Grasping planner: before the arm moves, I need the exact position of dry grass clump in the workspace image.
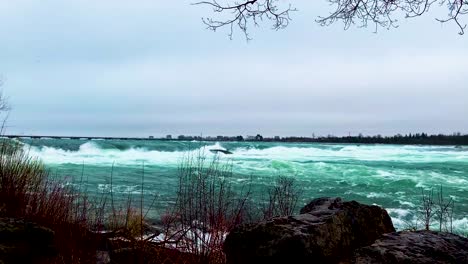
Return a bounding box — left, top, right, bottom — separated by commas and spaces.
106, 206, 144, 238
0, 140, 98, 263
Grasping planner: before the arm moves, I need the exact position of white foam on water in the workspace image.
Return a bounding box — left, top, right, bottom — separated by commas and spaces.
388, 210, 468, 234
24, 141, 226, 166
398, 201, 415, 207
452, 217, 468, 234
23, 140, 468, 167
387, 208, 410, 218
366, 192, 388, 198
375, 170, 394, 178
415, 182, 426, 188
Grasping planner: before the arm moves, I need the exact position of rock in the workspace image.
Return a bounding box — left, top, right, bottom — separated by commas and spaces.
107, 237, 133, 251
109, 246, 199, 264
223, 197, 395, 264
142, 222, 162, 237
91, 221, 162, 251
89, 230, 118, 251
96, 250, 111, 264
353, 230, 468, 264
0, 218, 56, 264
110, 248, 142, 264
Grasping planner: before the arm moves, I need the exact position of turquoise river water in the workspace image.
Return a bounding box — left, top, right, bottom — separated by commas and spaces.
19, 139, 468, 233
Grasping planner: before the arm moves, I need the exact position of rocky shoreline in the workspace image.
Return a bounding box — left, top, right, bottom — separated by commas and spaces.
1, 198, 467, 264
224, 197, 468, 264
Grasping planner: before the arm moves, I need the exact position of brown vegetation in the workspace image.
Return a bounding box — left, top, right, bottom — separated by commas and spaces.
0, 140, 98, 263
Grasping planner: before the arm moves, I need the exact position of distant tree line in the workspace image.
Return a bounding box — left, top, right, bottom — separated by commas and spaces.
174, 133, 468, 145
267, 133, 468, 146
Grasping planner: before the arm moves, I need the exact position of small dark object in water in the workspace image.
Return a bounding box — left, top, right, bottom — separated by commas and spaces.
455, 145, 462, 149
210, 149, 233, 154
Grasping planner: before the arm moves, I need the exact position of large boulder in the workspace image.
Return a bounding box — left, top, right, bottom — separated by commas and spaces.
223, 197, 395, 264
0, 218, 56, 264
353, 230, 468, 264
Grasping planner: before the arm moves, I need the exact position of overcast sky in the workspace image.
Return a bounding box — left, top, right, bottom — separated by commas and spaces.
0, 0, 467, 137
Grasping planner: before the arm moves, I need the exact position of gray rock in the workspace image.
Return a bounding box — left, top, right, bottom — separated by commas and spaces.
0, 218, 56, 264
223, 197, 395, 264
96, 250, 111, 264
142, 222, 162, 237
353, 230, 468, 264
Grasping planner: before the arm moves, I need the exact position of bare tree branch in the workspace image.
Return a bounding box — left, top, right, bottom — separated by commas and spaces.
193, 0, 296, 40
196, 0, 468, 38
318, 0, 468, 35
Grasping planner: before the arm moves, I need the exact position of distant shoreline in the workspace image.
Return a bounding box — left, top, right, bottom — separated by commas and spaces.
4, 133, 468, 146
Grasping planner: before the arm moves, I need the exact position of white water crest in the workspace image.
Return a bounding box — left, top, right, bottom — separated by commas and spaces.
24, 141, 227, 166
23, 141, 468, 165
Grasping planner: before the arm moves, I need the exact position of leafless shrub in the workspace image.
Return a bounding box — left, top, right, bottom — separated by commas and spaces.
162, 151, 251, 263
418, 185, 456, 233
435, 185, 455, 232
0, 91, 8, 113
0, 79, 10, 135
262, 175, 302, 220
0, 78, 7, 112
419, 187, 435, 231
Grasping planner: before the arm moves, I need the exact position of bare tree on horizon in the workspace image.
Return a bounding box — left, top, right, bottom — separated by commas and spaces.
0, 78, 9, 113
0, 78, 10, 135
195, 0, 468, 39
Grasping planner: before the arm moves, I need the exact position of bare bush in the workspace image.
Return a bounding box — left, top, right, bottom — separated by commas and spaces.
0, 91, 8, 113
262, 175, 302, 219
0, 78, 8, 112
418, 185, 455, 233
0, 80, 10, 135
435, 185, 455, 232
419, 187, 435, 231
162, 151, 250, 263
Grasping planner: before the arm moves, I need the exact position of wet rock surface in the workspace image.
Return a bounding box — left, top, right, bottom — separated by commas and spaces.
353, 230, 468, 264
0, 218, 56, 264
224, 197, 395, 264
